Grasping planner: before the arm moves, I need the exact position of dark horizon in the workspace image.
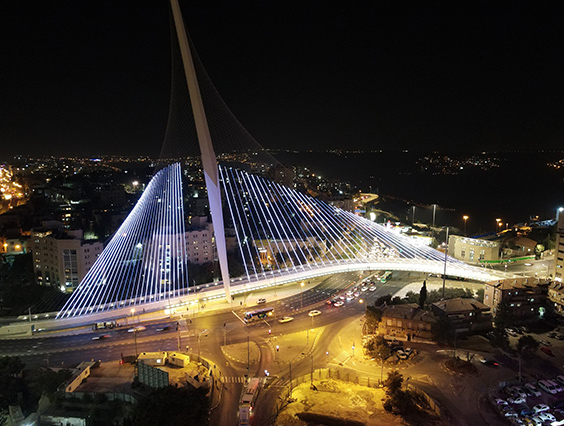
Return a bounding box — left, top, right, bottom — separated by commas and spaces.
1, 1, 563, 158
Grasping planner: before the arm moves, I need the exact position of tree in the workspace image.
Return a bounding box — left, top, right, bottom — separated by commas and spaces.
383, 371, 414, 414
517, 335, 539, 354
534, 244, 545, 260
375, 294, 392, 307
475, 288, 485, 303
491, 300, 512, 349
364, 305, 382, 334
383, 371, 403, 396
419, 280, 427, 308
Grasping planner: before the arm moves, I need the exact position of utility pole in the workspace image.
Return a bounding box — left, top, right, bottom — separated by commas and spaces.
289, 362, 293, 397
310, 355, 313, 385
223, 323, 226, 346
247, 335, 250, 377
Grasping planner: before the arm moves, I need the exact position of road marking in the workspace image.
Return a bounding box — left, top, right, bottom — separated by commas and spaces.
231, 310, 246, 324
220, 376, 246, 383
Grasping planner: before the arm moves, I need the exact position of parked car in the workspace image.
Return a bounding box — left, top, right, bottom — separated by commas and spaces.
525, 383, 542, 397
556, 375, 564, 386
512, 386, 528, 398
507, 397, 526, 405
533, 403, 550, 413
537, 412, 556, 422
404, 347, 413, 356
540, 346, 554, 356
396, 350, 408, 360
539, 340, 552, 346
494, 398, 509, 405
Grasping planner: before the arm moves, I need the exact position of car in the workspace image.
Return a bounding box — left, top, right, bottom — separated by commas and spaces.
527, 417, 543, 426
308, 310, 321, 317
503, 410, 519, 418
156, 326, 170, 332
404, 347, 413, 356
360, 286, 368, 292
257, 298, 267, 304
353, 292, 360, 297
480, 358, 499, 367
512, 386, 528, 398
92, 334, 110, 340
128, 326, 146, 333
533, 403, 550, 413
508, 397, 527, 405
278, 316, 294, 324
557, 334, 564, 340
556, 375, 564, 386
548, 331, 558, 338
539, 340, 552, 346
346, 295, 355, 301
549, 379, 564, 392
396, 350, 408, 360
333, 301, 344, 307
537, 412, 556, 422
494, 398, 508, 406
504, 387, 519, 397
525, 383, 542, 397
346, 290, 354, 296
540, 346, 554, 356
369, 286, 377, 291
520, 408, 535, 416
552, 400, 564, 410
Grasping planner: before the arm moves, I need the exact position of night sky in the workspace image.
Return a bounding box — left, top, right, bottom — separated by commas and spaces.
1, 1, 563, 158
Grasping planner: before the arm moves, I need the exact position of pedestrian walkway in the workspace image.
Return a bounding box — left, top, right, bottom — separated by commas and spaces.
220, 376, 247, 383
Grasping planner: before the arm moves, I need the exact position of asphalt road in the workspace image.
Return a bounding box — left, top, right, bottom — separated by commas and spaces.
0, 270, 421, 426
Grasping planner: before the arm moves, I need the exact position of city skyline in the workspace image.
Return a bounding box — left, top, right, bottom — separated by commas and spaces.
1, 1, 563, 157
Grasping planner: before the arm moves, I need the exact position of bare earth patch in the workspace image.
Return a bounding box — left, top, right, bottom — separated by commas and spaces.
275, 379, 407, 426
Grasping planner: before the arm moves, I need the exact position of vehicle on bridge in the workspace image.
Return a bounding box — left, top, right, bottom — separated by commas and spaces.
244, 307, 274, 323
380, 271, 393, 283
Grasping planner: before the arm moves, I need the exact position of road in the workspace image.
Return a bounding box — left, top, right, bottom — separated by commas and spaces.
0, 270, 427, 426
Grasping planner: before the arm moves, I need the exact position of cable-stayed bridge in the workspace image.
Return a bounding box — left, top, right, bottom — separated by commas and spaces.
56, 1, 511, 320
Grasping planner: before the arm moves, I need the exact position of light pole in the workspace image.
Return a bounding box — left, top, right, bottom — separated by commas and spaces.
442, 227, 449, 300
495, 218, 501, 234
462, 215, 469, 236
352, 342, 355, 357
133, 328, 138, 358
432, 204, 437, 228
130, 308, 135, 325
557, 207, 564, 222
300, 282, 305, 310
378, 352, 384, 384
412, 206, 416, 224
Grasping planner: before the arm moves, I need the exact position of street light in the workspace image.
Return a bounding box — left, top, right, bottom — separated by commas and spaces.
495, 218, 501, 234
462, 215, 469, 236
300, 282, 305, 310
432, 204, 437, 228
557, 207, 564, 222
130, 308, 135, 325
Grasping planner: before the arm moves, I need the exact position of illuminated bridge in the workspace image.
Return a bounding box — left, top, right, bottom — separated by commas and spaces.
56, 1, 510, 320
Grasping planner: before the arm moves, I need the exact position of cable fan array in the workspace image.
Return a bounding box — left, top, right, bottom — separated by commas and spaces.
220, 166, 473, 281
57, 164, 188, 318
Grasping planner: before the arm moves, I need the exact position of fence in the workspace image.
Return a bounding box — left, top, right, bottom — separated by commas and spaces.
63, 391, 137, 404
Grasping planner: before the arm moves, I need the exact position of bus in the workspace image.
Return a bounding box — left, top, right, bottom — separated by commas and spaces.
244, 307, 274, 324
241, 377, 261, 410
380, 271, 393, 283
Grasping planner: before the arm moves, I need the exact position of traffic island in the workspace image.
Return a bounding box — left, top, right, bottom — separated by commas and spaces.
221, 341, 260, 365
270, 327, 322, 363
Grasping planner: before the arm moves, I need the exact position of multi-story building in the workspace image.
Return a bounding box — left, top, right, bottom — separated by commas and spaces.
185, 216, 215, 265
554, 213, 564, 282
431, 298, 492, 333
483, 277, 550, 319
448, 235, 500, 264
0, 236, 27, 255
378, 303, 437, 341
548, 281, 564, 313
28, 228, 103, 293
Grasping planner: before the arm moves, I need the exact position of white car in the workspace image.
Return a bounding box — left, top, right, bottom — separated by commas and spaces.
257, 298, 267, 304
278, 316, 294, 323
511, 386, 528, 398
127, 326, 146, 333
507, 397, 526, 405
494, 398, 508, 405
537, 412, 556, 422
532, 403, 550, 413
308, 310, 322, 317
524, 383, 542, 397
333, 301, 344, 307
369, 286, 377, 291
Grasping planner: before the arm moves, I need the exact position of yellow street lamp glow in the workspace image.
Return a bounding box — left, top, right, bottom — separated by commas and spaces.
463, 215, 469, 221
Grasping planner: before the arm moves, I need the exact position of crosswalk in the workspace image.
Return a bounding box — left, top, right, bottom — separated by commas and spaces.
220, 376, 247, 383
